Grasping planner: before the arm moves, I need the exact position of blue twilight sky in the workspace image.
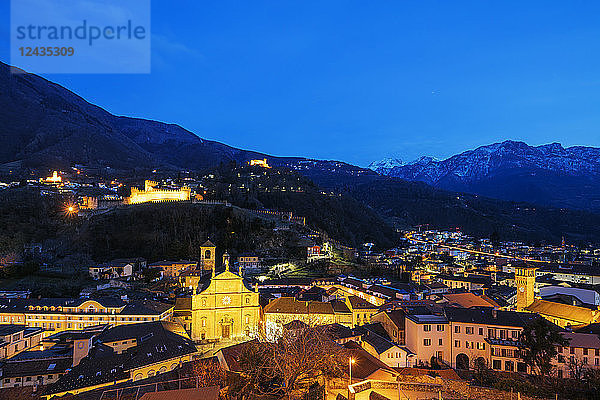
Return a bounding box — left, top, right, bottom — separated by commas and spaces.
2, 1, 600, 166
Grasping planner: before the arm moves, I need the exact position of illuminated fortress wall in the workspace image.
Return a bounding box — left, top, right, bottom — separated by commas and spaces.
126, 180, 191, 205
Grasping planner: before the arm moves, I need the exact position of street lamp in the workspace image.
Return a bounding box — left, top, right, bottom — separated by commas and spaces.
349, 357, 355, 386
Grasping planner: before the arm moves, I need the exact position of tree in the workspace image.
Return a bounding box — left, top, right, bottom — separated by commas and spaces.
192, 358, 226, 387
237, 325, 349, 398
518, 317, 569, 376
567, 357, 586, 380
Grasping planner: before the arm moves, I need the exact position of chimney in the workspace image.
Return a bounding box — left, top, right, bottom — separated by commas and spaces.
491, 309, 497, 319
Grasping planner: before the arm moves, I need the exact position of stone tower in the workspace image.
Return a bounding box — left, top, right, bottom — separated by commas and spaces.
515, 265, 536, 311
200, 240, 216, 275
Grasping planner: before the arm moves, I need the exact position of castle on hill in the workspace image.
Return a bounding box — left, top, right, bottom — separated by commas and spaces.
126, 180, 191, 205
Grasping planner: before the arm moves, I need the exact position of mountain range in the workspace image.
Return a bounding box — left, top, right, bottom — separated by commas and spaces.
4, 61, 600, 244
371, 141, 600, 212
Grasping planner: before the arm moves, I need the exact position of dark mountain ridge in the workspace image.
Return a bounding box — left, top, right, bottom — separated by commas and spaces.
4, 62, 600, 244
1, 62, 371, 177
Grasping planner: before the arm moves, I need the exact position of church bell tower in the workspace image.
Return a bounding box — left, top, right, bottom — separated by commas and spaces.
515, 265, 536, 311
200, 240, 216, 275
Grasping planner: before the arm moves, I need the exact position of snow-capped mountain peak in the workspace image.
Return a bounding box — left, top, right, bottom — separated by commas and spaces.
369, 157, 403, 174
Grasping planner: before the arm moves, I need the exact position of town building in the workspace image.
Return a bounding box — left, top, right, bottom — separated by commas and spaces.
88, 258, 145, 280
148, 260, 197, 278
42, 321, 197, 398
237, 253, 261, 274
438, 274, 490, 292
263, 297, 352, 329
0, 325, 43, 360
0, 298, 173, 337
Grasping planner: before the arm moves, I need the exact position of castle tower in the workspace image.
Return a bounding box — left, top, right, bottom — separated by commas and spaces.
200, 240, 216, 275
515, 265, 537, 311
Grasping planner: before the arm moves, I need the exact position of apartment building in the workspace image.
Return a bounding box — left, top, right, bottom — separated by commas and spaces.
0, 298, 173, 337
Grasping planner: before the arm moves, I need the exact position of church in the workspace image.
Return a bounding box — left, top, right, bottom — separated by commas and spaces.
174, 241, 261, 343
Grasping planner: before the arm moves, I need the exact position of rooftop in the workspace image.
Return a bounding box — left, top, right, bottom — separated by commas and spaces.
445, 307, 536, 327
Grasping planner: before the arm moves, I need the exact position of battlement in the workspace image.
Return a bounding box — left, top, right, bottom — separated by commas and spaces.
126, 180, 191, 205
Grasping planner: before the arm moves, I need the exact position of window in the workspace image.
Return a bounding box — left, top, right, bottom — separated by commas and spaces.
492, 360, 501, 370
424, 339, 431, 346
596, 358, 599, 366
511, 330, 519, 339
466, 327, 474, 334
454, 326, 460, 333
584, 357, 588, 365
438, 338, 443, 346
584, 348, 589, 356
570, 347, 575, 354
454, 340, 460, 348
424, 325, 431, 332
596, 349, 599, 357
488, 329, 495, 338
558, 346, 563, 353
437, 325, 444, 331
505, 360, 514, 371
4, 379, 9, 383
479, 327, 484, 335
558, 355, 565, 363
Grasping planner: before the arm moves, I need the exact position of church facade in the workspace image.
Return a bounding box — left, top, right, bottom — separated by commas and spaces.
175, 241, 261, 343
189, 270, 261, 341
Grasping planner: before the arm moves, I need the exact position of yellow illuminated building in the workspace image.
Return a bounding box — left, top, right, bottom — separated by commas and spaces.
249, 158, 271, 168
175, 243, 261, 343
126, 180, 191, 204
0, 299, 173, 338
42, 171, 62, 184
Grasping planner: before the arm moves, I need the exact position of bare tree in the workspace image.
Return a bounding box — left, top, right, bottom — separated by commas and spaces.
567, 357, 587, 381
237, 324, 349, 399
192, 358, 227, 387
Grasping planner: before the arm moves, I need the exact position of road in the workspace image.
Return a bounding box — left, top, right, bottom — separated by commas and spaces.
406, 233, 551, 264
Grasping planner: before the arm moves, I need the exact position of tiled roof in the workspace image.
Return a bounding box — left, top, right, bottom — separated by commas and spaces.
120, 300, 173, 315
321, 323, 357, 341
139, 387, 219, 400
347, 296, 378, 310
438, 274, 491, 285
359, 328, 397, 354
562, 332, 600, 349
442, 293, 499, 309
0, 325, 28, 336
384, 310, 406, 329
343, 341, 397, 380
217, 340, 258, 372
526, 299, 598, 324
445, 307, 536, 327
45, 321, 196, 395
263, 297, 335, 315
2, 345, 73, 378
